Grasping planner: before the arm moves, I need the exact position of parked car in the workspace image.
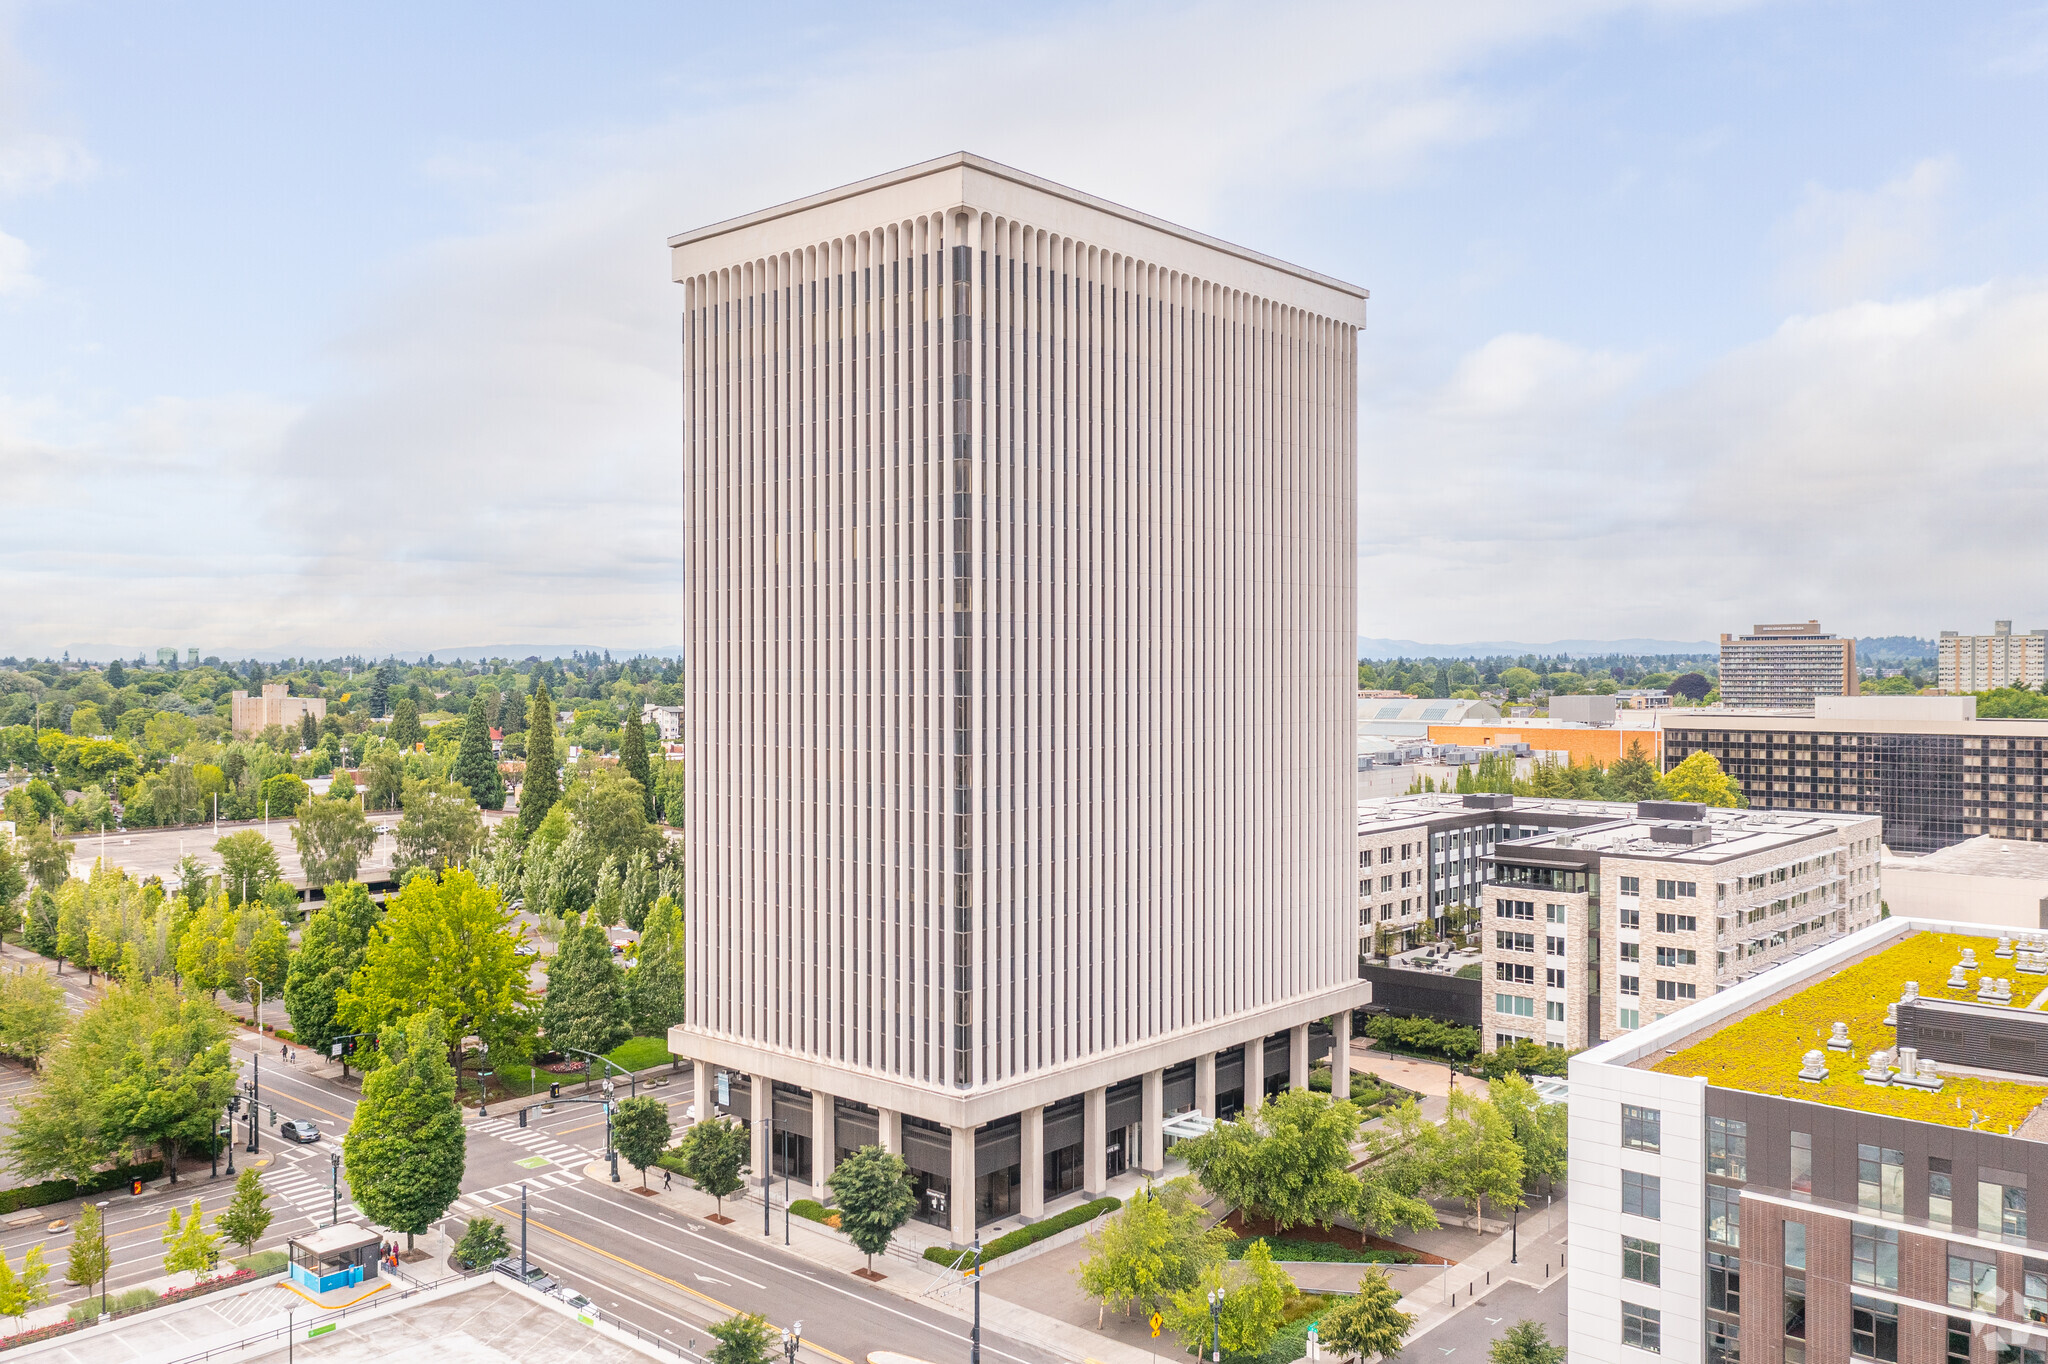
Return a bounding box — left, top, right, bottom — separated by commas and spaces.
494, 1258, 557, 1294
514, 943, 539, 958
550, 1284, 593, 1313
279, 1118, 321, 1143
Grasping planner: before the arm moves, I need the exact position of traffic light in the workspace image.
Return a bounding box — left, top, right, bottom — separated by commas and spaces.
268, 1106, 277, 1127
228, 1096, 241, 1116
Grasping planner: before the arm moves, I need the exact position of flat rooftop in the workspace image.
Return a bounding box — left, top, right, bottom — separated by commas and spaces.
1498, 807, 1873, 868
1646, 928, 2048, 1131
1888, 835, 2048, 880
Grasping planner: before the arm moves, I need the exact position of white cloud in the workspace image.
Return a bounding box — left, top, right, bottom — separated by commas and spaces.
0, 228, 30, 293
0, 131, 93, 196
1359, 279, 2048, 642
1779, 156, 1956, 308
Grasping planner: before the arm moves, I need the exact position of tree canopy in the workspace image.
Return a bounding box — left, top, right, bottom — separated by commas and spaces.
284, 881, 380, 1059
1077, 1177, 1230, 1324
1660, 750, 1745, 807
338, 868, 534, 1073
541, 914, 628, 1060
344, 1008, 465, 1249
611, 1095, 672, 1189
1174, 1089, 1364, 1231
292, 795, 375, 888
827, 1145, 917, 1272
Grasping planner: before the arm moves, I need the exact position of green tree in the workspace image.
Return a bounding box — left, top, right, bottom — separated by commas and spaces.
1606, 739, 1663, 801
292, 794, 376, 888
64, 1203, 109, 1312
612, 1095, 672, 1189
453, 1217, 511, 1270
542, 915, 628, 1061
1162, 1239, 1292, 1360
620, 709, 655, 821
214, 1168, 273, 1253
451, 698, 506, 810
338, 868, 534, 1075
359, 748, 404, 811
677, 1116, 750, 1218
54, 885, 88, 975
21, 888, 58, 958
569, 766, 659, 867
1318, 1266, 1415, 1363
627, 895, 687, 1035
1174, 1088, 1364, 1231
826, 1144, 917, 1274
22, 825, 70, 893
0, 970, 67, 1068
1489, 1074, 1567, 1192
1668, 671, 1712, 702
214, 831, 281, 906
300, 711, 319, 752
517, 683, 561, 837
1435, 1090, 1524, 1230
175, 893, 235, 1001
1660, 749, 1744, 807
0, 1244, 51, 1318
1351, 1100, 1443, 1238
344, 1009, 466, 1250
259, 772, 310, 818
163, 1197, 219, 1274
284, 882, 380, 1059
92, 980, 239, 1183
1490, 1320, 1567, 1364
391, 777, 484, 877
707, 1312, 775, 1364
0, 837, 27, 931
1077, 1177, 1230, 1325
389, 697, 422, 750
244, 911, 291, 1004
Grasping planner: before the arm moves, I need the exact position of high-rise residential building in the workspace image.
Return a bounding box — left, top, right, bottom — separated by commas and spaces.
1569, 917, 2048, 1364
1940, 623, 2047, 694
1353, 792, 1881, 1051
666, 154, 1368, 1244
1719, 622, 1859, 707
1660, 697, 2048, 852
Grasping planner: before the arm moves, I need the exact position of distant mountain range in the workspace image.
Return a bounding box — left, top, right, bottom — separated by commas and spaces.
1358, 637, 1720, 660
56, 644, 689, 664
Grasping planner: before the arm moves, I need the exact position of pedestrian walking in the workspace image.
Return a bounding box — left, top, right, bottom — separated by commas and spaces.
662, 1168, 672, 1192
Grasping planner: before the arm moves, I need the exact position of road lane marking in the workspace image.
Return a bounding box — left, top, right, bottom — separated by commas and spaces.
531, 1185, 1044, 1364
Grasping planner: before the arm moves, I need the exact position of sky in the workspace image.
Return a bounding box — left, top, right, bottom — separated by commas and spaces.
2, 1, 2047, 657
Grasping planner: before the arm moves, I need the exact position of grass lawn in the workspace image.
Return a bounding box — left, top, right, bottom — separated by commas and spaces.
1653, 929, 2048, 1130
467, 1035, 680, 1102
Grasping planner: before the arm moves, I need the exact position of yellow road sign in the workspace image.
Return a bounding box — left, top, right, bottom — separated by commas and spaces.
1149, 1312, 1163, 1338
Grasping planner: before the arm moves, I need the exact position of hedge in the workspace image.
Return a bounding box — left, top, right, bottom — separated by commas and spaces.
0, 1160, 165, 1215
1225, 1237, 1417, 1264
923, 1196, 1121, 1268
1363, 1014, 1479, 1063
0, 1319, 81, 1352
790, 1199, 838, 1228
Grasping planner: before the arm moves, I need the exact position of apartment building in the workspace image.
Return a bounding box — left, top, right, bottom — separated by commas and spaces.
1720, 622, 1859, 708
1940, 623, 2047, 694
669, 154, 1368, 1245
1482, 800, 1881, 1054
229, 683, 326, 738
1660, 696, 2048, 853
1570, 917, 2048, 1364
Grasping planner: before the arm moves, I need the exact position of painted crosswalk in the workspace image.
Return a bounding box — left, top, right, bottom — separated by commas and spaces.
261, 1148, 360, 1225
471, 1116, 602, 1169
452, 1172, 584, 1212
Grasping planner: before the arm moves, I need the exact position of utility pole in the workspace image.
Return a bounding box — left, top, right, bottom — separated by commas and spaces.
972, 1236, 983, 1364
330, 1151, 341, 1226
520, 1183, 529, 1282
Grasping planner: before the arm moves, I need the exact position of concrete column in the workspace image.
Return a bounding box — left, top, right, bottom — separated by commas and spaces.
1195, 1052, 1217, 1119
1020, 1105, 1046, 1220
1290, 1023, 1311, 1091
750, 1076, 772, 1189
693, 1059, 712, 1127
811, 1090, 836, 1201
1331, 1010, 1353, 1103
1141, 1069, 1165, 1175
1083, 1086, 1108, 1196
877, 1107, 901, 1155
1242, 1038, 1264, 1117
949, 1124, 977, 1246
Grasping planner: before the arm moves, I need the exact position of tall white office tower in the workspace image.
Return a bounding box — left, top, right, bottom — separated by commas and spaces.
669, 154, 1367, 1245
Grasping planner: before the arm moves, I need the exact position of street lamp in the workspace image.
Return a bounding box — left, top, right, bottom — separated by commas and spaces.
1208, 1286, 1226, 1364
477, 1070, 494, 1118
781, 1321, 803, 1364
245, 976, 264, 1037
330, 1151, 342, 1227
971, 1237, 983, 1364
1511, 1200, 1519, 1264
95, 1201, 110, 1319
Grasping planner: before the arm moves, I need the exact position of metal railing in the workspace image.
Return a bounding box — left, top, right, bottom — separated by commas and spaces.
585, 1301, 706, 1362
158, 1269, 469, 1364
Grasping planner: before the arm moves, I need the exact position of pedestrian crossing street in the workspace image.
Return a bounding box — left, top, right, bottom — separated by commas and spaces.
262, 1146, 359, 1224
471, 1115, 602, 1169
453, 1170, 584, 1214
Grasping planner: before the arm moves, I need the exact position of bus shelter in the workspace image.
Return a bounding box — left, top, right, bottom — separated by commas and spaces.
287, 1223, 383, 1294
